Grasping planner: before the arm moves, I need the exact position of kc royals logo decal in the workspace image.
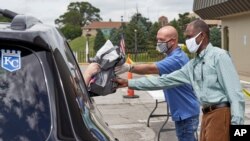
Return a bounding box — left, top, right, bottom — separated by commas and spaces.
1, 49, 21, 72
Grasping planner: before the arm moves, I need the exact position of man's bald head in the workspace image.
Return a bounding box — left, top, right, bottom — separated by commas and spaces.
157, 26, 178, 41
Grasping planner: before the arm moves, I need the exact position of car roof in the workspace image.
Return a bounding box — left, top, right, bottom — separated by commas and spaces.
0, 14, 66, 51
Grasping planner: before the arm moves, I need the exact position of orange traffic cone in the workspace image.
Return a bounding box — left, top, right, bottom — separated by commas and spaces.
123, 55, 139, 98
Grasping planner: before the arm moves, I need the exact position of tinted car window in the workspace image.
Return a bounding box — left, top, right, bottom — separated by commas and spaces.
54, 48, 99, 141
0, 46, 51, 141
61, 43, 111, 141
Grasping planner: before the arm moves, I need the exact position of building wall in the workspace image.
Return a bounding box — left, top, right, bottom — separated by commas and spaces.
82, 28, 113, 37
82, 29, 97, 37
221, 12, 250, 76
100, 28, 112, 37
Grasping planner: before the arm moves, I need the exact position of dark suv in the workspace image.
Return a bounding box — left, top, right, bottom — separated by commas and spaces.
0, 9, 117, 141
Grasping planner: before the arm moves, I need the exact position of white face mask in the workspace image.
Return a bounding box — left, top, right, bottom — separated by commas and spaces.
185, 32, 203, 53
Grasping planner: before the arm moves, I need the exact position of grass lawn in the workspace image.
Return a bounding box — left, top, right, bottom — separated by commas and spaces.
69, 36, 95, 52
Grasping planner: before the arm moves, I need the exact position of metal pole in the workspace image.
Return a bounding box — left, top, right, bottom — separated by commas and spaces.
86, 29, 91, 63
134, 29, 137, 62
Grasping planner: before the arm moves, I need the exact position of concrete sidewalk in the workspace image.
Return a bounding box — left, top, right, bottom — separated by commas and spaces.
93, 87, 170, 141
92, 73, 250, 141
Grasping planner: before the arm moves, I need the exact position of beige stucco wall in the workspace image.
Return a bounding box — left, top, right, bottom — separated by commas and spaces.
221, 12, 250, 77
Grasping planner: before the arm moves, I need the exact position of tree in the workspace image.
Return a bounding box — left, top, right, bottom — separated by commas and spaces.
210, 27, 221, 47
55, 1, 102, 27
109, 28, 121, 46
170, 12, 196, 43
130, 13, 152, 31
148, 22, 160, 49
109, 21, 127, 47
110, 12, 152, 52
124, 13, 150, 51
55, 2, 102, 39
178, 12, 193, 31
170, 18, 182, 42
60, 24, 82, 40
94, 29, 106, 52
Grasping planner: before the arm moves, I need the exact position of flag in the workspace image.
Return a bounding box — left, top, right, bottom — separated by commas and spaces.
120, 34, 126, 54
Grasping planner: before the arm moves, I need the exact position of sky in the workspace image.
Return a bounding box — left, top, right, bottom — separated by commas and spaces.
0, 0, 194, 26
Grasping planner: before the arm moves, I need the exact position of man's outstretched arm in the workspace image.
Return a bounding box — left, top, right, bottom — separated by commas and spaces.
115, 63, 191, 91
83, 63, 101, 85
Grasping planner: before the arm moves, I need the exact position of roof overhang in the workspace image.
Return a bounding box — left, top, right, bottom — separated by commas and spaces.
193, 0, 250, 19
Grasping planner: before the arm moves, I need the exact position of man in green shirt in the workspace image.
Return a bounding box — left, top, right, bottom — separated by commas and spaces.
115, 19, 245, 141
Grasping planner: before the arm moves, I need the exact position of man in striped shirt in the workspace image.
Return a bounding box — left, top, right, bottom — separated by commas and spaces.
115, 19, 245, 141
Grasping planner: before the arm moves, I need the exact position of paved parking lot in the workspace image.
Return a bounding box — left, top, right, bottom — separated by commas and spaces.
94, 86, 250, 141
81, 64, 250, 141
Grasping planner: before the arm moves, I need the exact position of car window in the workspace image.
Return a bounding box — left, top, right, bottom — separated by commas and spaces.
0, 46, 51, 141
54, 44, 99, 140
63, 42, 92, 106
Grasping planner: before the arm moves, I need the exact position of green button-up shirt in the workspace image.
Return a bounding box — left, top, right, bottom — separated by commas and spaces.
129, 43, 245, 124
